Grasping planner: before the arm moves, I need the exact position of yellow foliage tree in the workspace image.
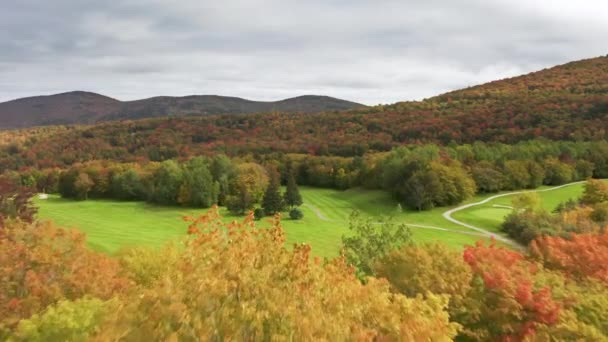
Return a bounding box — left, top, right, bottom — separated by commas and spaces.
373, 243, 473, 318
100, 208, 459, 340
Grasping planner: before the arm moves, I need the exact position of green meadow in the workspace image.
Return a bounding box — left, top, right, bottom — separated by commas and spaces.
35, 187, 488, 257
36, 181, 597, 257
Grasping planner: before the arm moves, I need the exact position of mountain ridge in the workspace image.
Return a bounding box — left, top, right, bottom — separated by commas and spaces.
0, 92, 366, 129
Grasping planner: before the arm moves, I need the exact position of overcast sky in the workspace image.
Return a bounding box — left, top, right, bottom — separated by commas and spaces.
1, 0, 607, 105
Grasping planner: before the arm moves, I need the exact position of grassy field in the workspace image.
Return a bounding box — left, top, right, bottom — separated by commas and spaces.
35, 187, 489, 258
36, 181, 600, 257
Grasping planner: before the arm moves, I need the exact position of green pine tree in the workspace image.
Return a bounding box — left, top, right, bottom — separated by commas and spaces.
283, 173, 303, 208
262, 174, 284, 215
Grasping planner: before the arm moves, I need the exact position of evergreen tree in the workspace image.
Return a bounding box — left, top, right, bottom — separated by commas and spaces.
262, 172, 284, 215
283, 173, 302, 208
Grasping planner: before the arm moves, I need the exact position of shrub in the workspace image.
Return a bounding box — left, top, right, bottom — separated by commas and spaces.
254, 208, 265, 220
501, 210, 557, 245
289, 207, 304, 220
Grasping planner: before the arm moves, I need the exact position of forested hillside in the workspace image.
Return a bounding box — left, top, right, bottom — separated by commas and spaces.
1, 56, 606, 167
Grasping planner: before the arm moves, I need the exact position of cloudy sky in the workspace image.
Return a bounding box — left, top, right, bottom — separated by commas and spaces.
1, 0, 607, 105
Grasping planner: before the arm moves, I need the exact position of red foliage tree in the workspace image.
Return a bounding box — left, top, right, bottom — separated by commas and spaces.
530, 232, 608, 285
462, 241, 561, 341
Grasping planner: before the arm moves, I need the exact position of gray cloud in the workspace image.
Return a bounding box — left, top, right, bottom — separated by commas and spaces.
1, 0, 607, 105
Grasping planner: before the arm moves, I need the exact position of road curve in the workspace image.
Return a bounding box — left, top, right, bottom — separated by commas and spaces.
304, 203, 489, 237
442, 181, 586, 249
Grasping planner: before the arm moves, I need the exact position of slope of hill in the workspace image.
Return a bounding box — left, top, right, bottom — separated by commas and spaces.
1, 56, 607, 169
376, 55, 608, 143
0, 93, 365, 129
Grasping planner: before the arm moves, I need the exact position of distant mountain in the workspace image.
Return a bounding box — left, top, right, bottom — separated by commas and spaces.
0, 92, 365, 129
0, 92, 122, 129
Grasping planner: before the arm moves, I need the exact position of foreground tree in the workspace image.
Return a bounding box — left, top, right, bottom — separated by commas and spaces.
12, 297, 114, 341
373, 243, 472, 319
430, 161, 476, 206
0, 221, 130, 337
461, 241, 561, 340
543, 158, 574, 185
341, 211, 412, 277
97, 208, 458, 340
58, 168, 79, 199
289, 207, 304, 220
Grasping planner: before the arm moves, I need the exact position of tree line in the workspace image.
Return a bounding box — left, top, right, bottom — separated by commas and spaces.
33, 156, 302, 218
5, 139, 608, 212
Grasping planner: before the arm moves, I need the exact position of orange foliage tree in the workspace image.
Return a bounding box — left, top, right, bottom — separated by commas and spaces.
0, 221, 130, 336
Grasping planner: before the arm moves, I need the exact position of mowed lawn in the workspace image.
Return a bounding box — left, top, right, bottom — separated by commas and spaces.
451, 181, 604, 233
35, 187, 490, 258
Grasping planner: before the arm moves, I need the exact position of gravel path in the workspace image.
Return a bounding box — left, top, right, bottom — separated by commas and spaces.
442, 181, 586, 249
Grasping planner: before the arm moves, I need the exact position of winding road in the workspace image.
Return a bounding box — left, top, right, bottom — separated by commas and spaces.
442, 181, 586, 249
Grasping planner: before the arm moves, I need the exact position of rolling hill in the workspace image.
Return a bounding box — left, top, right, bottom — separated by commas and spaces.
0, 92, 365, 129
